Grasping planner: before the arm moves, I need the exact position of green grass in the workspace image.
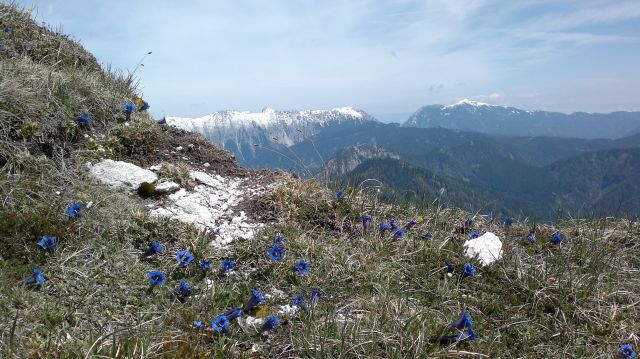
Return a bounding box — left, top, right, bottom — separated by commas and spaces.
1, 2, 639, 358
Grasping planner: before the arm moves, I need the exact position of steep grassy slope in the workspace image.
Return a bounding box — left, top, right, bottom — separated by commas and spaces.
0, 4, 639, 358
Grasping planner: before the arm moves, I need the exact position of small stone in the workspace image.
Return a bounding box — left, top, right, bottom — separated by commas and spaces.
155, 181, 180, 194
176, 146, 183, 151
203, 163, 210, 167
149, 164, 163, 171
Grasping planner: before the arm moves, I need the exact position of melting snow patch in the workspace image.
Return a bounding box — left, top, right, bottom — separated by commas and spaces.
463, 231, 503, 266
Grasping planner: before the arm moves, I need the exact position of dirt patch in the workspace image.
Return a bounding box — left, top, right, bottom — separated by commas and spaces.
232, 170, 294, 222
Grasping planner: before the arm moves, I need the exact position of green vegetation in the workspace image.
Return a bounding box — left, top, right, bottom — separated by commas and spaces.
0, 3, 638, 358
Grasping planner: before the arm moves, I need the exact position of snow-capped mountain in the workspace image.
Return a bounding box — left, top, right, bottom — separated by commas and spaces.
166, 107, 377, 165
403, 99, 640, 139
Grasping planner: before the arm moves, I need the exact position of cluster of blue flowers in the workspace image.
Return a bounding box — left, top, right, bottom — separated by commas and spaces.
444, 311, 477, 342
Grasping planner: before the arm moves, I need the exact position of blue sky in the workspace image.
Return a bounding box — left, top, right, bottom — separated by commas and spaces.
18, 0, 640, 121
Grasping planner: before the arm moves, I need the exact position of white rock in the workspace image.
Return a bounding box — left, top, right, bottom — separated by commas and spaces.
155, 181, 180, 194
277, 304, 299, 316
203, 163, 210, 167
89, 160, 157, 190
176, 146, 184, 151
149, 164, 163, 171
463, 231, 503, 266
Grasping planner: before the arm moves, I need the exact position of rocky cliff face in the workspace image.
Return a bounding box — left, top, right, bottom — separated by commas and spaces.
317, 144, 399, 181
166, 107, 378, 164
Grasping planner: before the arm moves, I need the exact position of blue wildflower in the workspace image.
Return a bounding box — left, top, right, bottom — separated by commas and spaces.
221, 259, 235, 273
421, 232, 433, 240
309, 288, 325, 298
260, 315, 280, 332
76, 113, 91, 127
244, 288, 266, 310
273, 234, 285, 247
139, 101, 150, 111
176, 250, 195, 267
123, 101, 136, 115
443, 328, 477, 342
211, 315, 229, 333
336, 189, 346, 202
551, 232, 564, 245
448, 311, 474, 330
526, 232, 537, 245
148, 271, 166, 287
25, 268, 45, 286
294, 259, 309, 275
405, 219, 418, 230
463, 263, 477, 277
67, 202, 82, 220
389, 219, 398, 230
620, 343, 636, 359
3, 26, 12, 34
468, 231, 481, 239
157, 117, 167, 125
379, 222, 390, 235
394, 229, 405, 239
174, 280, 192, 297
446, 263, 455, 272
267, 244, 285, 261
144, 241, 163, 256
361, 215, 372, 230
381, 194, 391, 202
199, 259, 212, 271
293, 294, 307, 310
37, 236, 56, 251
224, 307, 244, 321
502, 216, 516, 227
194, 320, 205, 328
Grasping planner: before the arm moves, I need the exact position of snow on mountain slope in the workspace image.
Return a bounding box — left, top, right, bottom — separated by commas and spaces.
166, 107, 377, 163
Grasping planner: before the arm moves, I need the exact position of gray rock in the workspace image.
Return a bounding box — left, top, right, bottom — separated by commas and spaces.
155, 181, 180, 194
89, 160, 158, 190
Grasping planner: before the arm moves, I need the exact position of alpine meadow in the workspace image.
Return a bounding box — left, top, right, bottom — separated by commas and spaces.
1, 1, 639, 359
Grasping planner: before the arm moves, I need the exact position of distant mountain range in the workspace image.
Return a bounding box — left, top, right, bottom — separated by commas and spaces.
403, 99, 640, 139
167, 102, 640, 219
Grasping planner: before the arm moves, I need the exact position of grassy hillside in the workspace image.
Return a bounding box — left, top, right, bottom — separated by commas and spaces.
0, 3, 639, 358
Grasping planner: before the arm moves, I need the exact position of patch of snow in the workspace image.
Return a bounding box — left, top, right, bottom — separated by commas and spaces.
89, 160, 158, 190
443, 98, 494, 109
463, 231, 503, 266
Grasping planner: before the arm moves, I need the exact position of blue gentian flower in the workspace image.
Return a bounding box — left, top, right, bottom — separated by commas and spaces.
294, 259, 309, 275
176, 250, 195, 267
361, 215, 372, 230
244, 288, 266, 310
139, 101, 150, 111
468, 231, 481, 239
199, 259, 212, 271
336, 189, 346, 202
123, 101, 136, 117
25, 268, 45, 286
144, 241, 163, 256
260, 315, 280, 332
382, 194, 391, 202
421, 232, 433, 240
211, 315, 229, 333
221, 259, 235, 273
446, 263, 455, 272
502, 216, 516, 227
394, 229, 405, 239
37, 236, 56, 251
551, 232, 564, 245
405, 219, 418, 230
309, 288, 324, 298
3, 26, 12, 34
443, 328, 477, 342
448, 311, 474, 330
379, 222, 390, 235
174, 280, 192, 297
273, 234, 285, 247
224, 307, 244, 321
620, 343, 636, 359
463, 263, 477, 277
193, 320, 205, 328
526, 232, 537, 245
148, 271, 166, 287
157, 117, 167, 125
76, 113, 91, 127
267, 244, 285, 261
67, 202, 82, 220
293, 294, 307, 310
389, 219, 398, 230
